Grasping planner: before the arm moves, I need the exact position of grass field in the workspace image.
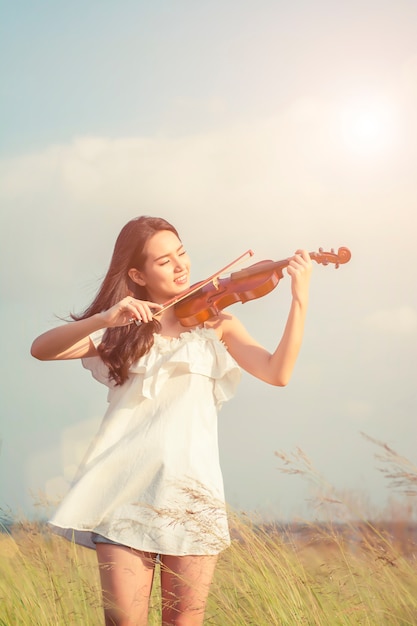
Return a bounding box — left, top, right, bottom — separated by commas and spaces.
1, 441, 416, 625
1, 513, 417, 625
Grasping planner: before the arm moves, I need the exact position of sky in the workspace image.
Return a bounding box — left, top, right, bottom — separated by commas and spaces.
1, 0, 416, 523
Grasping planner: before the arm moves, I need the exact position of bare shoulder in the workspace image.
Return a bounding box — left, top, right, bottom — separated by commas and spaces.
205, 312, 272, 380
205, 312, 259, 345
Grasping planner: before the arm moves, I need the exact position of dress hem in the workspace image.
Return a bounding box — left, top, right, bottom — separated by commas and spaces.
48, 521, 230, 556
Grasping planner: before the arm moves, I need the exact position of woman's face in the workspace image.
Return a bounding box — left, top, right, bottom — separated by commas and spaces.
132, 230, 191, 303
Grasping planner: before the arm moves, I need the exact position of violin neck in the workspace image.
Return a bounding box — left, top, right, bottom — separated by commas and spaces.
231, 259, 289, 280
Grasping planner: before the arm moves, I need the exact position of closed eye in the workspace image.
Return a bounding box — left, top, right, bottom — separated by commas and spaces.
155, 246, 186, 265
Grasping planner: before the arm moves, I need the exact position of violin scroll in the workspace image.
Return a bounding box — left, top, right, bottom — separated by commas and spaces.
312, 247, 351, 269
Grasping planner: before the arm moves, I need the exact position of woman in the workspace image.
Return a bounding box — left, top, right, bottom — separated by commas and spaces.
31, 215, 312, 626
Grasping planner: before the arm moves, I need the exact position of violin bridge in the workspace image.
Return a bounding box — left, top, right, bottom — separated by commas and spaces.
212, 277, 220, 290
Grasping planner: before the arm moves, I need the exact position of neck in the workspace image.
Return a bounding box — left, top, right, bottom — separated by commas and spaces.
157, 307, 187, 337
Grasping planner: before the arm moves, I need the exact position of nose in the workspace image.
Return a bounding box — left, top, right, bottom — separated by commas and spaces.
174, 256, 187, 271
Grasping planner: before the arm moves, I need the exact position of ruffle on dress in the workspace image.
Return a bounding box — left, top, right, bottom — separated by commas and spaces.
82, 327, 241, 410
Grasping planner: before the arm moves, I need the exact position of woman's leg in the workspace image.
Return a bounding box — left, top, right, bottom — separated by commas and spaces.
96, 543, 157, 626
160, 554, 218, 626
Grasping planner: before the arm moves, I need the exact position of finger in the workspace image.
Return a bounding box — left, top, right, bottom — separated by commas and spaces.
141, 302, 162, 323
123, 299, 142, 324
289, 252, 310, 271
147, 301, 163, 311
287, 256, 303, 272
287, 257, 308, 279
296, 249, 312, 265
128, 299, 160, 324
141, 303, 161, 323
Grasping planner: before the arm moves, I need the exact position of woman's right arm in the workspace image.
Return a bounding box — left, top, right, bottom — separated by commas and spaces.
31, 297, 162, 361
31, 314, 107, 360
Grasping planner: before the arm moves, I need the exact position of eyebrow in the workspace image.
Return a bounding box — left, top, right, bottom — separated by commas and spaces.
153, 244, 184, 262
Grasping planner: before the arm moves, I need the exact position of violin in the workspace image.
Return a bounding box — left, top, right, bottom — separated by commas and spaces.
156, 247, 351, 327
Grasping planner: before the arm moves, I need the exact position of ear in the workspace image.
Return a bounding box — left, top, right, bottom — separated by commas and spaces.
128, 268, 146, 286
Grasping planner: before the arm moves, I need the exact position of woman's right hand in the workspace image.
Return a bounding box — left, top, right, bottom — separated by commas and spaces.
31, 297, 164, 361
100, 297, 163, 327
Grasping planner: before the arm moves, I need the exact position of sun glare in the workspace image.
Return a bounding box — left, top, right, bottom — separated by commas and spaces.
339, 96, 398, 156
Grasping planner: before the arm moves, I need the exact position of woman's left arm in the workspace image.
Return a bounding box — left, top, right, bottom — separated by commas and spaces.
221, 250, 312, 386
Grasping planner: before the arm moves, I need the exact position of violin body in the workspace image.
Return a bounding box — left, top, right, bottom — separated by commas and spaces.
172, 247, 351, 327
174, 261, 284, 326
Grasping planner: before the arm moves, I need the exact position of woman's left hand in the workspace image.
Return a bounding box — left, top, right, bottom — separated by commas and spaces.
286, 250, 313, 304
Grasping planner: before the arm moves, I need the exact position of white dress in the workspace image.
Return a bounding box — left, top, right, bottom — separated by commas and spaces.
50, 326, 241, 556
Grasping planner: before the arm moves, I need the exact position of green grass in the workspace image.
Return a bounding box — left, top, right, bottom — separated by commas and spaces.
208, 515, 417, 625
2, 439, 416, 624
1, 514, 416, 625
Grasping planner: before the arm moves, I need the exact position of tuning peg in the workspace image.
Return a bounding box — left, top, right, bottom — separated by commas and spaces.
318, 248, 329, 266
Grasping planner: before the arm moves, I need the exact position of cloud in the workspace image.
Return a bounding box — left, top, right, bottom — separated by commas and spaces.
0, 94, 398, 212
1, 94, 416, 304
1, 112, 330, 213
362, 306, 417, 334
1, 95, 410, 248
0, 104, 345, 297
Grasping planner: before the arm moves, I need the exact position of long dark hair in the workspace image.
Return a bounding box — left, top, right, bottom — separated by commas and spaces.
73, 216, 180, 385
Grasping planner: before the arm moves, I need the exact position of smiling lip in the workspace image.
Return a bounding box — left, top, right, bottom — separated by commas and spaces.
174, 274, 188, 285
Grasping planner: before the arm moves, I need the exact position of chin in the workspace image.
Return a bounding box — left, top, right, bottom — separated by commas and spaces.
175, 280, 190, 292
